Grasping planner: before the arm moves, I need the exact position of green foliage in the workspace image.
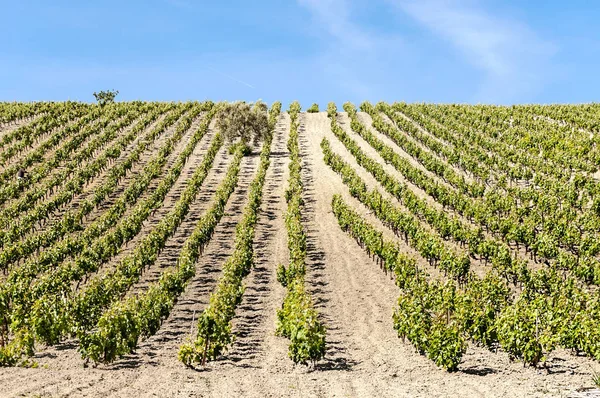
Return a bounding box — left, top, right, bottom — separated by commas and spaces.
78, 129, 229, 363
275, 101, 325, 365
288, 101, 302, 114
593, 370, 600, 388
496, 294, 558, 366
93, 90, 119, 106
327, 102, 337, 119
217, 101, 270, 146
306, 103, 319, 113
276, 263, 289, 287
277, 280, 325, 365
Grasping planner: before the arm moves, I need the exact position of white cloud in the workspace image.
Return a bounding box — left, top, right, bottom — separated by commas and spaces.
297, 0, 406, 100
391, 0, 557, 101
297, 0, 375, 50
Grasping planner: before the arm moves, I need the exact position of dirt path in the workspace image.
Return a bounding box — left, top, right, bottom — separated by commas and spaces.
219, 112, 291, 369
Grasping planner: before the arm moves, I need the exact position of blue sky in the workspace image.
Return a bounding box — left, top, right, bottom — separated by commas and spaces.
1, 0, 598, 105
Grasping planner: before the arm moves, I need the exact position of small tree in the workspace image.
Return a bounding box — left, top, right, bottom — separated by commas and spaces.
93, 90, 119, 107
216, 101, 269, 148
307, 103, 319, 113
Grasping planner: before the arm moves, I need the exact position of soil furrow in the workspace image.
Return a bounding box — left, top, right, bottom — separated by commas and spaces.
220, 113, 291, 369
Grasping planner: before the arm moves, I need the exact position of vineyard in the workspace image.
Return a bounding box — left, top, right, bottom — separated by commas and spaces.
0, 100, 599, 397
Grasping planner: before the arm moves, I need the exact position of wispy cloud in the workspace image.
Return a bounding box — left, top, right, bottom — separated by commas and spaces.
391, 0, 557, 101
297, 0, 375, 51
297, 0, 405, 100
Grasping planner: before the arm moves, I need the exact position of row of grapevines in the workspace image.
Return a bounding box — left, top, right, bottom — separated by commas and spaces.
16, 103, 213, 344
349, 102, 485, 198
323, 136, 474, 283
529, 103, 600, 132
0, 102, 88, 156
0, 103, 188, 270
0, 102, 148, 223
492, 105, 599, 170
0, 103, 195, 355
332, 193, 592, 368
440, 104, 595, 180
458, 103, 600, 217
0, 106, 128, 247
79, 130, 229, 363
322, 137, 532, 286
178, 102, 282, 367
329, 104, 473, 279
275, 101, 325, 365
389, 102, 528, 184
0, 102, 56, 127
389, 102, 593, 222
339, 103, 600, 285
379, 103, 492, 183
418, 104, 587, 184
